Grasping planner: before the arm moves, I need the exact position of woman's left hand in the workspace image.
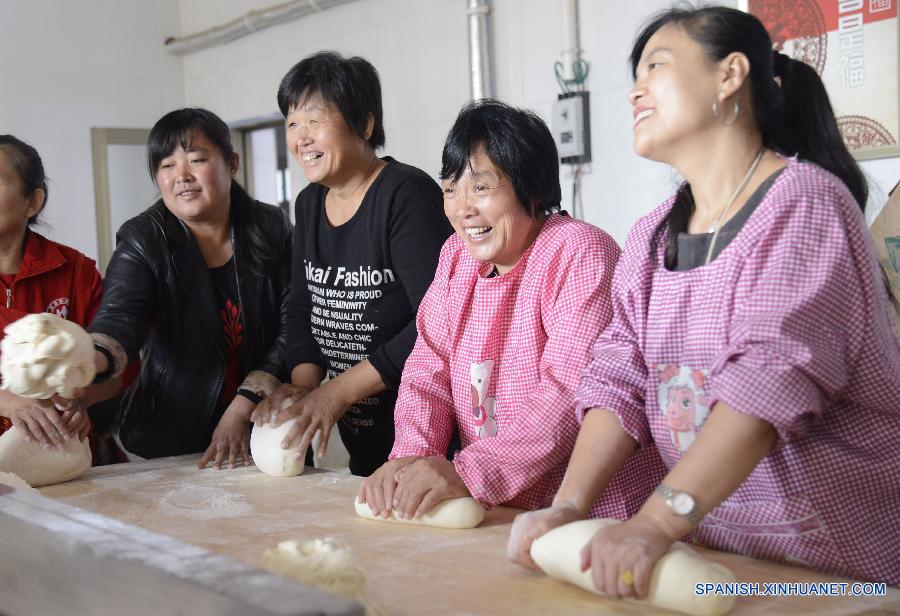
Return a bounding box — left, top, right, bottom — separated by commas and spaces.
580, 514, 675, 600
199, 397, 253, 469
392, 456, 470, 519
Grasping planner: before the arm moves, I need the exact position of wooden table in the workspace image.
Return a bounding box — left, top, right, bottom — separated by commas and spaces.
38, 456, 900, 615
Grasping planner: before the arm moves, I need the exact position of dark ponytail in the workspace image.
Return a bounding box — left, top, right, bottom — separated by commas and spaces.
631, 6, 867, 268
0, 135, 48, 226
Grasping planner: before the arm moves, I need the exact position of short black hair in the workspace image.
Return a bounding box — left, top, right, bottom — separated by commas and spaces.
277, 51, 385, 149
0, 135, 48, 226
147, 108, 236, 180
440, 99, 561, 218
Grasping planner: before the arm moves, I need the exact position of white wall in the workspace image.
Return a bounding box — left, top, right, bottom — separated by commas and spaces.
0, 0, 184, 261
179, 0, 897, 244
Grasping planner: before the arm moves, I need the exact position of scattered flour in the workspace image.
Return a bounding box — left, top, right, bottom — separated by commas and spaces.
158, 485, 252, 520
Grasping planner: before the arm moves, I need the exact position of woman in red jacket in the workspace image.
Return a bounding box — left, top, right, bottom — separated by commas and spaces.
0, 135, 122, 460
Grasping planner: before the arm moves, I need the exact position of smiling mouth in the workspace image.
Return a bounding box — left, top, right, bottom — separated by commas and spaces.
177, 189, 200, 198
465, 226, 492, 238
301, 152, 324, 162
634, 109, 654, 126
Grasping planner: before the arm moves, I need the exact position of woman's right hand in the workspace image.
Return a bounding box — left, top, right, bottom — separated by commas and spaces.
0, 390, 73, 449
249, 383, 313, 426
507, 502, 584, 571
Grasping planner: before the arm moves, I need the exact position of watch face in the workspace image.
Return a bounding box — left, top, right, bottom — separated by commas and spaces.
672, 492, 695, 515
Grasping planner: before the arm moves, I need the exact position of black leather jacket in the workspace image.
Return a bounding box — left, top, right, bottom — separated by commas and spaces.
89, 187, 291, 458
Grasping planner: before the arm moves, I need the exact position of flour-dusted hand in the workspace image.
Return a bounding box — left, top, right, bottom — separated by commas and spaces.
250, 383, 313, 426
392, 456, 470, 519
579, 514, 675, 599
357, 456, 419, 518
507, 502, 583, 571
199, 396, 254, 470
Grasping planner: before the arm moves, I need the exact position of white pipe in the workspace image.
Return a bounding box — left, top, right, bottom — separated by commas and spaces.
164, 0, 359, 55
467, 0, 494, 100
560, 0, 579, 80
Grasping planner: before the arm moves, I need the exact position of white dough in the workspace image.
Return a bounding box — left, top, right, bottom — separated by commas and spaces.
354, 496, 485, 529
531, 519, 736, 616
0, 313, 96, 399
251, 412, 306, 477
0, 426, 92, 487
259, 538, 365, 597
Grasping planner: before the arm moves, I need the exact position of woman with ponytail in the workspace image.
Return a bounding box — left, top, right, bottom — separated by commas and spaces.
508, 5, 899, 595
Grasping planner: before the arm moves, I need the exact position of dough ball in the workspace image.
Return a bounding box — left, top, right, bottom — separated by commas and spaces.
0, 426, 92, 487
259, 538, 365, 597
354, 496, 485, 529
1, 313, 96, 399
251, 415, 306, 477
530, 519, 736, 616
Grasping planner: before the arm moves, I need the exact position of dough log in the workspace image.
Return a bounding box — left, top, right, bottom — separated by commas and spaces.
530, 519, 736, 616
354, 496, 485, 529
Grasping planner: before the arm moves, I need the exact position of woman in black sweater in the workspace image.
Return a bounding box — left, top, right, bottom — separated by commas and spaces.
88, 108, 291, 467
251, 52, 451, 476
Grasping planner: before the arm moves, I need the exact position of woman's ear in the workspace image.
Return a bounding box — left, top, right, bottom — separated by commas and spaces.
26, 188, 46, 220
364, 113, 375, 141
229, 152, 240, 177
717, 51, 751, 100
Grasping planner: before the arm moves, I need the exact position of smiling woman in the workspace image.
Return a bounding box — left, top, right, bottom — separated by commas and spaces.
87, 109, 293, 467
358, 100, 666, 524
250, 52, 452, 478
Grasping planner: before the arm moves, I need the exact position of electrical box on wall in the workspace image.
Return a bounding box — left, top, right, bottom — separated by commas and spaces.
551, 91, 591, 164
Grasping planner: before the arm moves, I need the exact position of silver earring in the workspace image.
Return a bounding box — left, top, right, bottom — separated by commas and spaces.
723, 100, 740, 127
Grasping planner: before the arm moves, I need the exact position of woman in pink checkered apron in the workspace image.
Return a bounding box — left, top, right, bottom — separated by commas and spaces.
358, 100, 667, 520
508, 5, 900, 595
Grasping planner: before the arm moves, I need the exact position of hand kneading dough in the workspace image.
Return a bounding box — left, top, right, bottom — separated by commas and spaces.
251, 415, 306, 477
0, 426, 92, 487
354, 496, 485, 529
260, 538, 365, 597
1, 313, 96, 399
531, 519, 736, 616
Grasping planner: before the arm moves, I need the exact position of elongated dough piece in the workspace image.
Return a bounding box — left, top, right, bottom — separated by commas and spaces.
531, 519, 736, 616
0, 426, 92, 487
354, 496, 485, 529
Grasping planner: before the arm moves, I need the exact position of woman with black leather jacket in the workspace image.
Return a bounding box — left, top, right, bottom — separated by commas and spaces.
87, 108, 291, 467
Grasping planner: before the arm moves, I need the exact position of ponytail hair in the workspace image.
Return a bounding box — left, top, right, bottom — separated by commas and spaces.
631, 6, 867, 268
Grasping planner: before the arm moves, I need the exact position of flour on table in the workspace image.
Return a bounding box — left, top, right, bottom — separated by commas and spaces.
0, 426, 91, 487
158, 485, 252, 520
0, 471, 39, 493
0, 313, 96, 399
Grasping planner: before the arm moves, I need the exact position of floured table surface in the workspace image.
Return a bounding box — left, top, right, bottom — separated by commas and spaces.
41, 456, 899, 615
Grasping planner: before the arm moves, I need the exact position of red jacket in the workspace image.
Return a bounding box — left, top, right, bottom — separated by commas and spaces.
0, 231, 103, 433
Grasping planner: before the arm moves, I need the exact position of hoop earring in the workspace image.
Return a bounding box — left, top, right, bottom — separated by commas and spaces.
723, 100, 740, 127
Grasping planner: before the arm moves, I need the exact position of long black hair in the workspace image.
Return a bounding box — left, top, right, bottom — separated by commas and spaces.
631, 6, 867, 267
0, 135, 48, 226
440, 99, 562, 218
147, 108, 280, 275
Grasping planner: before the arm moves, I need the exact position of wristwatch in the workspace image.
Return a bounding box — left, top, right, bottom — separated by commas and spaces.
655, 484, 704, 525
